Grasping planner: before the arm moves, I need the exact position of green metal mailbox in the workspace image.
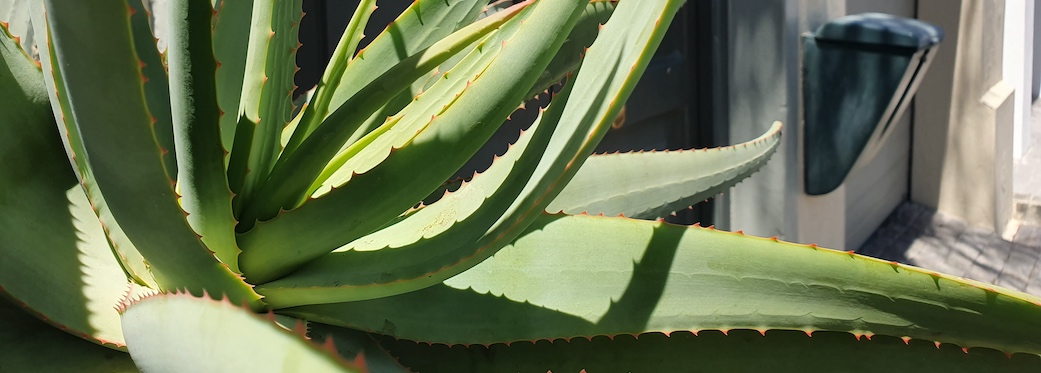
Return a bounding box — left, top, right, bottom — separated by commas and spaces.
803, 13, 944, 195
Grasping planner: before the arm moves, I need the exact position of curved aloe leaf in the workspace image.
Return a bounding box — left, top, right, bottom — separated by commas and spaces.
379, 330, 1041, 373
284, 214, 1041, 355
523, 0, 616, 100
227, 0, 302, 214
258, 83, 573, 307
43, 0, 261, 308
308, 323, 411, 373
256, 0, 684, 306
276, 0, 375, 159
27, 1, 158, 288
307, 3, 535, 200
127, 0, 176, 181
323, 0, 488, 118
239, 0, 588, 284
0, 0, 32, 52
278, 0, 490, 170
120, 293, 365, 373
0, 299, 137, 372
0, 22, 136, 348
301, 0, 613, 191
240, 2, 532, 229
547, 121, 783, 219
212, 0, 254, 168
167, 0, 241, 273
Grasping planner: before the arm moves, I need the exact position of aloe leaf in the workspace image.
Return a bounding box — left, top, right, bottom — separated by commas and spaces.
313, 0, 614, 199
167, 0, 241, 273
323, 0, 487, 118
309, 323, 411, 373
212, 0, 254, 169
0, 21, 143, 348
258, 83, 573, 307
27, 1, 158, 288
279, 0, 487, 164
120, 293, 365, 372
284, 214, 1041, 355
240, 3, 531, 230
0, 0, 32, 52
0, 299, 137, 372
379, 330, 1041, 373
277, 0, 375, 159
43, 0, 261, 308
256, 0, 682, 306
239, 0, 588, 284
524, 0, 616, 100
227, 0, 302, 214
547, 121, 783, 219
313, 0, 600, 177
307, 3, 535, 199
127, 0, 176, 181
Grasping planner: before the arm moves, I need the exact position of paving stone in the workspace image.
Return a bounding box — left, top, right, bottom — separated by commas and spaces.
996, 244, 1039, 287
908, 248, 966, 277
937, 241, 979, 278
1015, 225, 1041, 247
856, 239, 887, 259
1026, 263, 1041, 296
995, 272, 1029, 291
907, 211, 937, 237
904, 236, 950, 261
875, 235, 916, 263
890, 202, 926, 225
931, 216, 968, 242
963, 241, 1014, 284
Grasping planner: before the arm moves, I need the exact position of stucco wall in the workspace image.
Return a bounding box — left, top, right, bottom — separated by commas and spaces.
913, 0, 1014, 233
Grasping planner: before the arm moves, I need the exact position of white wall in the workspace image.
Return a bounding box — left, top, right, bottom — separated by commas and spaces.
1004, 0, 1034, 159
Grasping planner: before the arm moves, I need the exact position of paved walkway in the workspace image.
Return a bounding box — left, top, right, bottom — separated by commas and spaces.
858, 202, 1041, 295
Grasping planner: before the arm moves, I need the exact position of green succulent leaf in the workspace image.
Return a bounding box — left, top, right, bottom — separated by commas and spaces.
227, 0, 303, 214
523, 0, 616, 100
240, 2, 532, 231
27, 0, 158, 288
547, 121, 783, 219
277, 0, 376, 160
0, 0, 33, 53
127, 0, 177, 181
239, 0, 587, 284
258, 82, 574, 307
323, 0, 489, 118
284, 214, 1041, 355
254, 0, 685, 307
296, 0, 609, 188
120, 293, 365, 373
308, 323, 411, 373
42, 0, 261, 308
0, 298, 137, 372
279, 0, 489, 166
212, 0, 254, 168
167, 0, 242, 273
379, 330, 1041, 373
0, 21, 140, 348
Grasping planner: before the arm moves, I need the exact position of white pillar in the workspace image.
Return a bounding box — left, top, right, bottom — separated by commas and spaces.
1005, 0, 1032, 159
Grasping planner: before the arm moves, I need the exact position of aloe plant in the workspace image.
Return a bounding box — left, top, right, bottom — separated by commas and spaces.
3, 0, 1041, 371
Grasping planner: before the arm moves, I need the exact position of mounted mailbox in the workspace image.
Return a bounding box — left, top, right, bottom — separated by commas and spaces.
803, 13, 943, 195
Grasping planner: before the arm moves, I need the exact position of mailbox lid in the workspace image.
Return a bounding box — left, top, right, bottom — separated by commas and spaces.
815, 13, 944, 50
